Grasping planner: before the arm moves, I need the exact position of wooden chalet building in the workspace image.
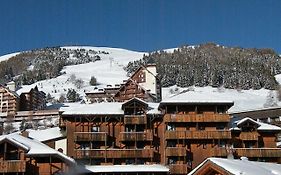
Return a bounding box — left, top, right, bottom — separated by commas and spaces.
17, 85, 46, 111
230, 117, 281, 163
60, 92, 281, 174
60, 98, 168, 174
188, 157, 281, 175
230, 106, 281, 127
0, 133, 75, 175
0, 84, 20, 114
0, 84, 46, 115
85, 62, 162, 103
158, 96, 234, 173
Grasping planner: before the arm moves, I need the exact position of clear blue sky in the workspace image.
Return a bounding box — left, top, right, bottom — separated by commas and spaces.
0, 0, 281, 56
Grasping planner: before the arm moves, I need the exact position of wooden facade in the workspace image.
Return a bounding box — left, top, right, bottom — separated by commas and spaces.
19, 86, 46, 111
0, 86, 19, 114
86, 64, 161, 104
0, 85, 47, 116
62, 99, 162, 169
61, 99, 281, 174
0, 134, 75, 175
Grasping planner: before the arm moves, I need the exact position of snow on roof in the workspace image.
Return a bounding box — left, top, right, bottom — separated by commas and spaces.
189, 157, 281, 175
161, 89, 234, 105
16, 84, 37, 95
28, 127, 64, 142
231, 117, 281, 131
237, 117, 260, 127
147, 103, 161, 115
60, 102, 161, 115
61, 102, 124, 115
85, 164, 169, 173
0, 133, 75, 164
230, 106, 281, 114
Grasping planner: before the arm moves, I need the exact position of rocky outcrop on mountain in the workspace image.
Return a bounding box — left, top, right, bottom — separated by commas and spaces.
126, 43, 281, 90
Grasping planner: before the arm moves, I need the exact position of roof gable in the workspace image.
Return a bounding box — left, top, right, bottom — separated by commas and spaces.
122, 97, 148, 110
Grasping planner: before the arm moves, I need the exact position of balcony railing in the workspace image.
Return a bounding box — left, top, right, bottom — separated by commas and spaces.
165, 130, 231, 139
74, 132, 108, 141
169, 164, 190, 174
124, 115, 147, 124
234, 148, 281, 157
166, 147, 188, 157
75, 148, 154, 159
119, 132, 153, 141
0, 160, 26, 173
209, 148, 229, 157
164, 113, 230, 123
239, 132, 259, 141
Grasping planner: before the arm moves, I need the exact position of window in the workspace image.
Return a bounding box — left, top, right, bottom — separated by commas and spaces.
167, 141, 177, 147
167, 124, 176, 131
218, 140, 226, 148
92, 126, 100, 132
168, 158, 177, 164
216, 124, 225, 130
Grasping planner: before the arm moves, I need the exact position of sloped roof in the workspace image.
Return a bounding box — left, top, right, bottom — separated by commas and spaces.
0, 133, 75, 165
28, 127, 64, 142
60, 102, 161, 115
84, 164, 169, 173
60, 102, 124, 115
160, 90, 234, 107
188, 157, 281, 175
231, 117, 281, 131
236, 117, 260, 128
0, 86, 20, 98
121, 97, 148, 110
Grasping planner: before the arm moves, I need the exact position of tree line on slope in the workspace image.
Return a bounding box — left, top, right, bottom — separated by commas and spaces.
125, 43, 281, 90
0, 47, 105, 86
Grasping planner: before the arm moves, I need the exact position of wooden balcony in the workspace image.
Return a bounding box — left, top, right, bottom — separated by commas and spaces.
164, 113, 230, 123
124, 115, 147, 124
74, 132, 108, 141
169, 164, 189, 174
119, 132, 153, 141
75, 148, 154, 159
0, 160, 26, 173
209, 148, 228, 157
234, 148, 281, 158
165, 130, 231, 140
166, 147, 188, 157
239, 132, 259, 141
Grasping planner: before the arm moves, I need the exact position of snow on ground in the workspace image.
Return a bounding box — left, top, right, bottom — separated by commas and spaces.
17, 46, 145, 99
162, 85, 280, 113
0, 52, 20, 62
13, 46, 281, 113
275, 74, 281, 84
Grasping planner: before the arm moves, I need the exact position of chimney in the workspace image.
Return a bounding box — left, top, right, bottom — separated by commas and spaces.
21, 130, 29, 138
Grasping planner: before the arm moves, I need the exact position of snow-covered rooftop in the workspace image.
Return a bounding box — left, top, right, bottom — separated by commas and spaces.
28, 127, 64, 142
61, 103, 124, 115
0, 133, 75, 164
161, 89, 234, 105
16, 84, 37, 95
85, 164, 169, 173
231, 117, 281, 131
60, 101, 161, 115
188, 157, 281, 175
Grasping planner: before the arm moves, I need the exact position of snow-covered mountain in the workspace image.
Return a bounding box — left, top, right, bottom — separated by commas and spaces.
1, 46, 280, 113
